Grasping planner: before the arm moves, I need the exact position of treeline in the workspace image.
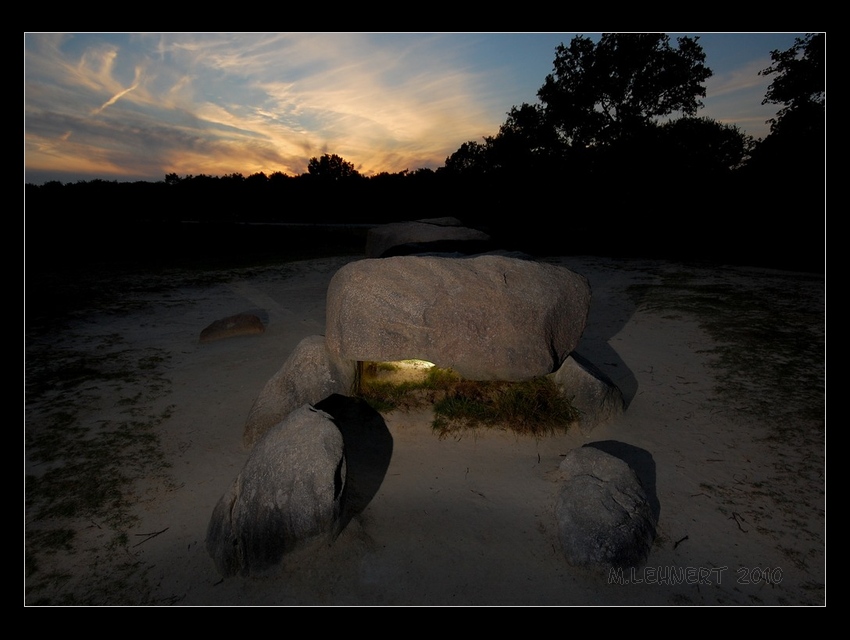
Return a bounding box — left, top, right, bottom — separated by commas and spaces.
25, 166, 452, 226
25, 33, 824, 272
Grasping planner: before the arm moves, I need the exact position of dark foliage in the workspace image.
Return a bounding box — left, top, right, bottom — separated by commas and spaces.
537, 33, 712, 149
25, 36, 824, 274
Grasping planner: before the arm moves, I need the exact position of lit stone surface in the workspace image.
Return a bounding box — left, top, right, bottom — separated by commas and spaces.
325, 254, 591, 381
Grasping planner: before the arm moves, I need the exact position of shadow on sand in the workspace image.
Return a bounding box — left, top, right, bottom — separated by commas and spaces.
563, 258, 659, 410
314, 394, 394, 532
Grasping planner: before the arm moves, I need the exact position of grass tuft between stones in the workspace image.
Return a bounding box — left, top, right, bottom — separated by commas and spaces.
356, 361, 580, 438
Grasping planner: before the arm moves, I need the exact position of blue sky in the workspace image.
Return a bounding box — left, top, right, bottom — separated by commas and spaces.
24, 32, 810, 184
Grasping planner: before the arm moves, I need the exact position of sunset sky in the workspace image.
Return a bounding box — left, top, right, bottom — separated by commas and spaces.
24, 32, 809, 185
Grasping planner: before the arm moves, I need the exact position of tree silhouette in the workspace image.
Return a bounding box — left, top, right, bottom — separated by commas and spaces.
747, 33, 824, 179
537, 33, 712, 149
759, 33, 824, 139
306, 153, 361, 180
655, 116, 753, 174
741, 33, 824, 271
24, 34, 826, 272
442, 141, 488, 176
485, 103, 563, 175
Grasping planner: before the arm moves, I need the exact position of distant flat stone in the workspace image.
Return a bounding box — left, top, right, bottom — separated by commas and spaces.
200, 313, 265, 343
365, 218, 492, 258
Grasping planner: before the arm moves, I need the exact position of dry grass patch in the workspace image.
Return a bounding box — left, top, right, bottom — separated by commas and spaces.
356, 360, 580, 438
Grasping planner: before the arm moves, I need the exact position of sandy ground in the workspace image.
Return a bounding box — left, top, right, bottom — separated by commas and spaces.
24, 254, 825, 606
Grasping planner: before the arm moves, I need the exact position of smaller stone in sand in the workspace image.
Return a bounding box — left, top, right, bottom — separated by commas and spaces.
200, 313, 265, 343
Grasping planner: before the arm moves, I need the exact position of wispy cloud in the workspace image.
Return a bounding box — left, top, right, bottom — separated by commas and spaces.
26, 33, 799, 183
707, 59, 771, 99
702, 57, 777, 139
25, 33, 504, 182
91, 66, 143, 115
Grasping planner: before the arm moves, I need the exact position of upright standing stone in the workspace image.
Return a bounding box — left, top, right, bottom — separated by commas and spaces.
555, 446, 656, 572
242, 335, 355, 448
207, 405, 346, 578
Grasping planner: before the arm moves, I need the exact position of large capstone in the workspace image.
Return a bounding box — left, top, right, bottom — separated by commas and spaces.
325, 254, 591, 381
206, 405, 346, 578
